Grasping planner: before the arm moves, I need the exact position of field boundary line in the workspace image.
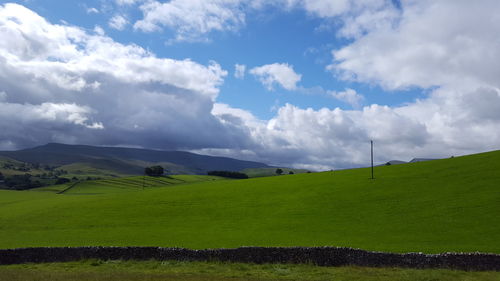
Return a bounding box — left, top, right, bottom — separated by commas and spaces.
56, 181, 81, 194
0, 246, 498, 271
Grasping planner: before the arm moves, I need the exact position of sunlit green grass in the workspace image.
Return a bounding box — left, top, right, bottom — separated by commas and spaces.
0, 260, 499, 281
28, 175, 225, 195
30, 183, 71, 193
57, 162, 129, 178
60, 175, 224, 195
0, 150, 499, 253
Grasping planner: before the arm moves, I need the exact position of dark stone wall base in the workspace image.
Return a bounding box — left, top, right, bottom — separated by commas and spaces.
0, 247, 498, 271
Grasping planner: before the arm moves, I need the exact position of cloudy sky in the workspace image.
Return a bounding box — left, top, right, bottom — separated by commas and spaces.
1, 0, 499, 170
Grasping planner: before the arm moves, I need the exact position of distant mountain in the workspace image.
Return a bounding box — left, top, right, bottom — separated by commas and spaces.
384, 160, 407, 166
381, 158, 439, 166
409, 158, 438, 163
0, 143, 270, 175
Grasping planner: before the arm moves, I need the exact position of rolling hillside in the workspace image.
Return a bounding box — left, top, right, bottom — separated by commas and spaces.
40, 175, 226, 195
241, 167, 310, 177
0, 143, 270, 175
0, 150, 498, 253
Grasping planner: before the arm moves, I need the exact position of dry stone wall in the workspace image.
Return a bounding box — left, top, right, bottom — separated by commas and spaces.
0, 247, 498, 271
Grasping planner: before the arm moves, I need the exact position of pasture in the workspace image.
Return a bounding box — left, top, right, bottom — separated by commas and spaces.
1, 260, 499, 281
0, 150, 499, 253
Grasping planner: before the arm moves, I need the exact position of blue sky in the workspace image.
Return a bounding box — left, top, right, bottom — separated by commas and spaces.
1, 0, 499, 169
8, 0, 424, 119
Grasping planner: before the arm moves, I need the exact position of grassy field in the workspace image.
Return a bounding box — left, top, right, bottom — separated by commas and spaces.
242, 167, 309, 177
0, 260, 498, 281
30, 183, 73, 193
58, 161, 196, 179
58, 175, 224, 195
0, 157, 45, 177
28, 175, 224, 195
0, 150, 499, 253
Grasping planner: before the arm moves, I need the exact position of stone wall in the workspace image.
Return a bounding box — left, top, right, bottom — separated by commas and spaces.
0, 247, 498, 271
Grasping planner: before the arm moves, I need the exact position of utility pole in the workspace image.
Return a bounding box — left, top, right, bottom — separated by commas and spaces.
371, 140, 374, 179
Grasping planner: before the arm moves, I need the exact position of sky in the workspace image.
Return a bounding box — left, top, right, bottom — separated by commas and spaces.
0, 0, 499, 170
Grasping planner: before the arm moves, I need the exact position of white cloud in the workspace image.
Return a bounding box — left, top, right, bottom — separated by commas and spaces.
206, 0, 500, 169
0, 3, 235, 150
134, 0, 245, 42
209, 85, 500, 170
108, 14, 128, 30
300, 0, 351, 17
34, 103, 104, 129
132, 0, 375, 42
329, 88, 364, 108
212, 103, 262, 129
299, 0, 398, 38
234, 64, 246, 79
250, 63, 302, 91
0, 102, 103, 129
130, 0, 396, 44
330, 0, 500, 90
94, 25, 105, 36
221, 0, 500, 169
115, 0, 140, 6
86, 7, 99, 14
0, 3, 226, 97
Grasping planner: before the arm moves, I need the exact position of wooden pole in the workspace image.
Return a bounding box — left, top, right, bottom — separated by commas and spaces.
371, 140, 374, 179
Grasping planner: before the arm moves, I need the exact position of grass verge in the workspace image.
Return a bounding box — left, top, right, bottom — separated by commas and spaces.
0, 260, 499, 281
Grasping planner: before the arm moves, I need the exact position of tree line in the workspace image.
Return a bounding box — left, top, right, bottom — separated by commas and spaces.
207, 171, 248, 179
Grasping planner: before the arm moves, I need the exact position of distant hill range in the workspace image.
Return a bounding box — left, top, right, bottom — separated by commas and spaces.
383, 158, 438, 166
0, 143, 270, 176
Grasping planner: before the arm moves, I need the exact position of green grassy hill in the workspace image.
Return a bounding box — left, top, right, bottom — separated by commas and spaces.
0, 143, 270, 175
59, 175, 224, 195
242, 167, 310, 177
0, 150, 499, 253
0, 156, 46, 177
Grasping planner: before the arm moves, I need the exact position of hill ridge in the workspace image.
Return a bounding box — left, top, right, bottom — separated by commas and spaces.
0, 143, 269, 175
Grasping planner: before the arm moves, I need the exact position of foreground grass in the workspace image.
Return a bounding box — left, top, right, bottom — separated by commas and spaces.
0, 260, 498, 281
0, 150, 499, 253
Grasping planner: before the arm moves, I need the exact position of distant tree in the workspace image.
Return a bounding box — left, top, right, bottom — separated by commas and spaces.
55, 178, 70, 185
154, 166, 164, 176
275, 168, 283, 175
0, 171, 4, 181
288, 171, 294, 175
145, 165, 164, 177
207, 171, 248, 179
4, 174, 42, 190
